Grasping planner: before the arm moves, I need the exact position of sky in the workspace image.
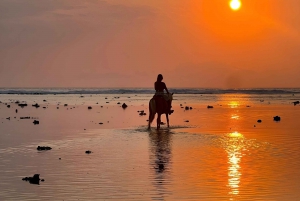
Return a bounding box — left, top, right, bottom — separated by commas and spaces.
0, 0, 300, 88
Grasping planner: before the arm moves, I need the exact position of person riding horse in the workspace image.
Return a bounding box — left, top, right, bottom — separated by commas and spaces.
154, 74, 173, 115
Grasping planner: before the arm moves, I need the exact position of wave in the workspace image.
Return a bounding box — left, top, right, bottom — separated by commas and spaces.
0, 88, 299, 95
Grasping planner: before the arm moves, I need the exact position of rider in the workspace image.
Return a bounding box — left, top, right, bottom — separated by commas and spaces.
154, 74, 173, 115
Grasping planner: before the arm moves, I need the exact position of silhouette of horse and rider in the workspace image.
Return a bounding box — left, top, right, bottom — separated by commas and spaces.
148, 74, 174, 130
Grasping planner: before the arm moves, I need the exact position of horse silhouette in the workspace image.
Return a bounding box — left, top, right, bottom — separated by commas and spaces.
148, 93, 173, 130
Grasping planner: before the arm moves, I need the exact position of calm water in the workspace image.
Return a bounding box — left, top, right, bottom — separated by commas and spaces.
0, 92, 300, 200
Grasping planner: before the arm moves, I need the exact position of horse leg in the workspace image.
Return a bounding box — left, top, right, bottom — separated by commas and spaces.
166, 114, 169, 128
157, 113, 161, 130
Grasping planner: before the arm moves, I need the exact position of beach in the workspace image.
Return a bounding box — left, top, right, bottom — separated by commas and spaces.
0, 90, 300, 200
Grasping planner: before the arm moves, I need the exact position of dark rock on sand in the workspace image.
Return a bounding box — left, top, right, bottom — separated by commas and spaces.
88, 106, 92, 109
293, 101, 299, 106
32, 103, 40, 108
138, 110, 146, 115
185, 106, 189, 110
85, 150, 92, 154
7, 105, 10, 108
18, 103, 28, 108
207, 105, 214, 109
185, 120, 189, 122
33, 120, 39, 125
257, 119, 262, 123
122, 103, 128, 109
273, 116, 281, 121
37, 146, 52, 150
22, 174, 44, 185
20, 117, 30, 119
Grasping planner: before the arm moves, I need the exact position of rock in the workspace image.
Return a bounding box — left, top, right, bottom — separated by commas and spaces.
207, 105, 214, 109
117, 102, 121, 104
257, 119, 262, 123
185, 106, 189, 110
273, 116, 281, 121
64, 104, 68, 106
293, 101, 299, 106
184, 120, 189, 122
20, 117, 30, 119
16, 109, 18, 113
189, 107, 193, 110
32, 103, 40, 108
85, 150, 92, 154
33, 120, 39, 125
88, 106, 92, 109
6, 117, 10, 120
18, 103, 28, 107
122, 103, 128, 109
139, 110, 146, 115
37, 146, 52, 150
99, 122, 103, 124
43, 100, 47, 102
7, 105, 10, 108
22, 174, 43, 185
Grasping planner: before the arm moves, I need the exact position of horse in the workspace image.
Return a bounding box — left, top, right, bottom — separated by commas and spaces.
148, 93, 173, 130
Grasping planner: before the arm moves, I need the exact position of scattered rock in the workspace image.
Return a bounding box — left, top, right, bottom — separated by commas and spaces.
184, 120, 189, 122
122, 103, 128, 109
293, 101, 299, 106
6, 117, 10, 120
33, 120, 39, 125
32, 103, 40, 108
257, 119, 262, 123
43, 100, 47, 102
117, 102, 121, 104
99, 122, 103, 124
185, 106, 189, 110
64, 104, 68, 106
20, 117, 30, 119
37, 146, 52, 151
85, 150, 92, 154
88, 106, 92, 109
273, 116, 281, 121
18, 103, 28, 108
139, 110, 146, 115
16, 109, 18, 113
7, 105, 10, 108
22, 174, 44, 185
207, 105, 214, 109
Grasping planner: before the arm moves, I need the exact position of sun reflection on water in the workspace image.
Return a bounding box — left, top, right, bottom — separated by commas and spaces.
227, 132, 243, 198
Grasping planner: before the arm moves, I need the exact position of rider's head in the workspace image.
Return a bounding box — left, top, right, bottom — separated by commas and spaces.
157, 74, 163, 82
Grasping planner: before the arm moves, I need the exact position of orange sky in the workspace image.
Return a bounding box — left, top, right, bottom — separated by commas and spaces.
0, 0, 299, 88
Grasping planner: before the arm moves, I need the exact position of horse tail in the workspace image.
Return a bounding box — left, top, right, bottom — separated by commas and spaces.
148, 98, 156, 127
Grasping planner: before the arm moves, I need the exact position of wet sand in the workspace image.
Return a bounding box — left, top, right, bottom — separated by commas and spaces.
0, 93, 300, 200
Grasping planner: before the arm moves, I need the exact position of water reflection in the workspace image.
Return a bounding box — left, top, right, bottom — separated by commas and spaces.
226, 132, 243, 199
148, 129, 173, 200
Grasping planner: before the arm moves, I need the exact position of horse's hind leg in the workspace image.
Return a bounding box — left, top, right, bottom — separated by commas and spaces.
157, 114, 161, 130
166, 114, 169, 128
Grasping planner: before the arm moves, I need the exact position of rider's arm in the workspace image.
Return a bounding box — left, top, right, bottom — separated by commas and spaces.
164, 83, 170, 94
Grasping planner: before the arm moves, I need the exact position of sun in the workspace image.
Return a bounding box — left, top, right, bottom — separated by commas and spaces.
230, 0, 241, 11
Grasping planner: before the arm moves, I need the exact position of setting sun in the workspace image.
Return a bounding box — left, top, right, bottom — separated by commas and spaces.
230, 0, 241, 10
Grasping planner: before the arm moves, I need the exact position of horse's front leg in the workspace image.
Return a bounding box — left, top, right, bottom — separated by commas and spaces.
166, 114, 169, 128
157, 114, 161, 130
